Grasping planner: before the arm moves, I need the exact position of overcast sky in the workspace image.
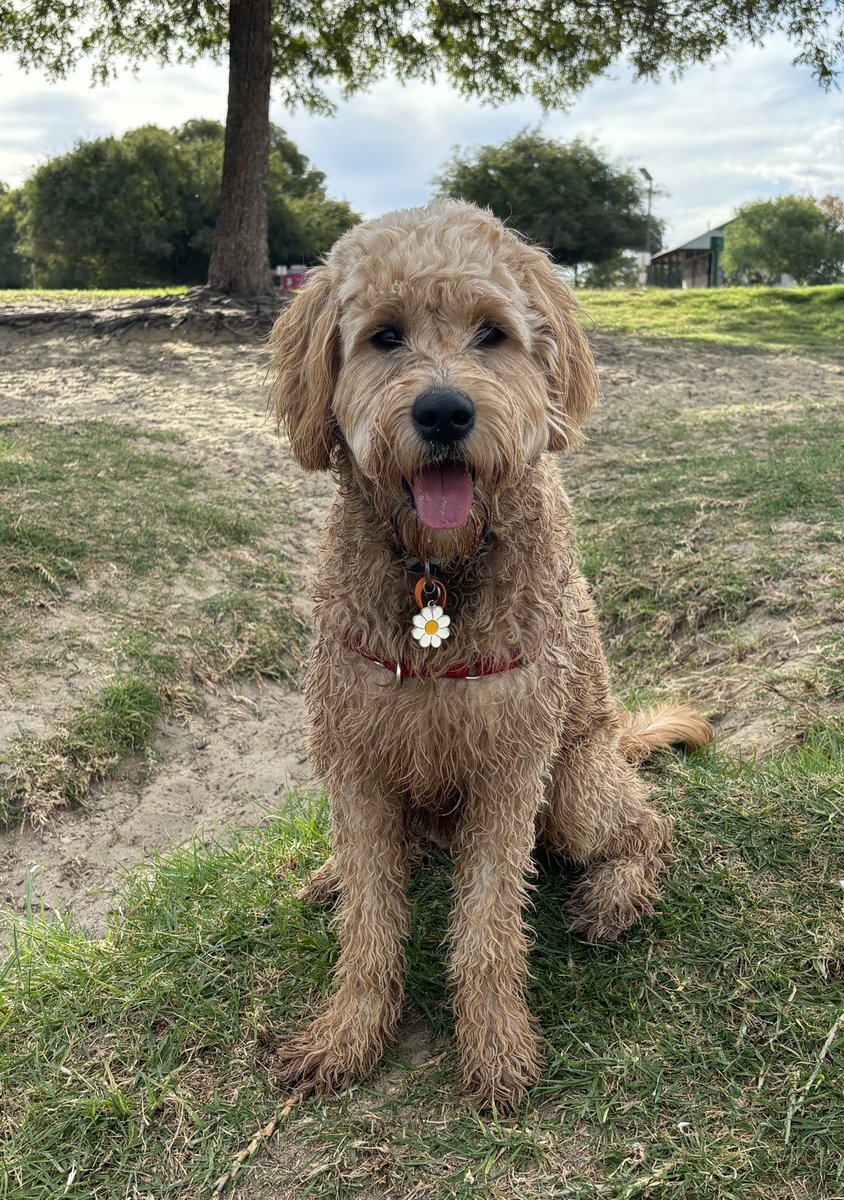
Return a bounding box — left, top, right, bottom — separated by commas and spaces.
1, 32, 842, 248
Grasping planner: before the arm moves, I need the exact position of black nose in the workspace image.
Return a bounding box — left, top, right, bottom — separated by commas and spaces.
411, 388, 475, 445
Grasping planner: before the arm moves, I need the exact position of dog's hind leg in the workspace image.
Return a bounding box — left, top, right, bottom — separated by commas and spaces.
275, 785, 410, 1094
541, 724, 672, 942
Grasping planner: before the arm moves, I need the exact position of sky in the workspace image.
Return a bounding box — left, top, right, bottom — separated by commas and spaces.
1, 32, 842, 250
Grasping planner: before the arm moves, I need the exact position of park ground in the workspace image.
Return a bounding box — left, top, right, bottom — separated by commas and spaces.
0, 287, 842, 1198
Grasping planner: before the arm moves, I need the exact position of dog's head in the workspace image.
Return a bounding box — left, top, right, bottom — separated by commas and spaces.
270, 200, 598, 560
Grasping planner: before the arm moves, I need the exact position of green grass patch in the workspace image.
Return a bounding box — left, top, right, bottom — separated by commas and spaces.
0, 578, 304, 827
579, 285, 844, 358
196, 589, 303, 683
0, 675, 163, 826
1, 730, 842, 1198
0, 419, 258, 606
572, 400, 844, 684
0, 418, 306, 825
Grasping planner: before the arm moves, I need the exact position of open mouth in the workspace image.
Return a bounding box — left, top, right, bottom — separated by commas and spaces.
403, 461, 475, 530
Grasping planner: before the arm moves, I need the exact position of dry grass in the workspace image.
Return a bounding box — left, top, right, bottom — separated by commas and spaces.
570, 384, 843, 748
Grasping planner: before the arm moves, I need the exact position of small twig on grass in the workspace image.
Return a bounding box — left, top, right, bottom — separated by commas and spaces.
761, 681, 813, 707
211, 1097, 299, 1195
784, 1007, 844, 1145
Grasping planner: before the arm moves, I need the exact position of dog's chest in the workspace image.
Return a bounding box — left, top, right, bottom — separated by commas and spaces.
307, 639, 566, 804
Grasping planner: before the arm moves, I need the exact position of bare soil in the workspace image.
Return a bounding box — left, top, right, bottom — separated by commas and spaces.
1, 321, 842, 938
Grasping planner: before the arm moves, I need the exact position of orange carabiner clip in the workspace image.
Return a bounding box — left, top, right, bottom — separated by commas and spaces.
414, 576, 447, 610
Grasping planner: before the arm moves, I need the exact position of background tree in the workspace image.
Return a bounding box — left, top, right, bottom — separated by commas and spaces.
265, 126, 359, 269
16, 121, 356, 288
0, 183, 27, 288
819, 194, 844, 281
723, 195, 844, 284
581, 250, 646, 289
436, 133, 664, 270
1, 1, 843, 294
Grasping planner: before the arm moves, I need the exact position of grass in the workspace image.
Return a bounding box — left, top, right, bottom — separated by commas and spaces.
0, 420, 258, 602
0, 728, 842, 1199
0, 676, 163, 826
575, 402, 843, 674
579, 285, 844, 358
0, 288, 189, 304
0, 419, 306, 826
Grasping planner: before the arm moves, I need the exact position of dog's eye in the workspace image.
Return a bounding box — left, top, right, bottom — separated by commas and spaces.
476, 322, 506, 349
372, 326, 404, 350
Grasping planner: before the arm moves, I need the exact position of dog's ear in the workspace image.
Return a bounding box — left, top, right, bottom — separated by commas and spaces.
269, 267, 339, 471
522, 254, 599, 452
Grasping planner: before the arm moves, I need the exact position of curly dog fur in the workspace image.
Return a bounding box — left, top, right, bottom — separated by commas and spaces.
269, 199, 711, 1108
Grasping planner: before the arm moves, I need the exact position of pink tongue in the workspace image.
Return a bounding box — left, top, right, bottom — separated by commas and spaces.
411, 463, 474, 529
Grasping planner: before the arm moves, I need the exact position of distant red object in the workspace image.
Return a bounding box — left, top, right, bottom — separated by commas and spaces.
273, 265, 309, 291
283, 268, 309, 290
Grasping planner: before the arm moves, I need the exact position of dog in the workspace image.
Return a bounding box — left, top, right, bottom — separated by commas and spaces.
269, 199, 711, 1108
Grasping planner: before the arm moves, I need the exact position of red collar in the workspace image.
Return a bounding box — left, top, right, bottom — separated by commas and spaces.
351, 643, 532, 682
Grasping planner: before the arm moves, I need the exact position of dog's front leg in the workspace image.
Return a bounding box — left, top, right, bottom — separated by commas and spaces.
448, 776, 546, 1109
276, 785, 409, 1095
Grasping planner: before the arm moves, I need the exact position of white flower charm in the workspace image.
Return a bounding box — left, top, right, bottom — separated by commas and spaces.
411, 605, 451, 649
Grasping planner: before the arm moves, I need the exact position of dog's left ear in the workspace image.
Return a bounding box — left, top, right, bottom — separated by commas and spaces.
269, 266, 340, 471
522, 253, 599, 452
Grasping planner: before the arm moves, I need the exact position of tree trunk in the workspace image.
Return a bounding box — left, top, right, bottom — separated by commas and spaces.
208, 0, 273, 295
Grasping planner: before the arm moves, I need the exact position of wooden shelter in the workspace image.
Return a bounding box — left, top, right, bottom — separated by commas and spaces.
649, 221, 731, 288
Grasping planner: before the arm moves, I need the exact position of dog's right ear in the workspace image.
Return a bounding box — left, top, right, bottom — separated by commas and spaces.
269, 267, 339, 472
520, 251, 600, 452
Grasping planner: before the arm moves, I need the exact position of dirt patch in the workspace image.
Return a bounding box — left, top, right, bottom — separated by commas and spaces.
0, 324, 325, 935
1, 323, 842, 936
1, 680, 310, 932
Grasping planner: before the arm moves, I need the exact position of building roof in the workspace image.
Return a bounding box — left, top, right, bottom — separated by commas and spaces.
652, 219, 733, 260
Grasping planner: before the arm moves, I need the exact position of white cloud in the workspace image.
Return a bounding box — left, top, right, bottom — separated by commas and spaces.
1, 32, 841, 246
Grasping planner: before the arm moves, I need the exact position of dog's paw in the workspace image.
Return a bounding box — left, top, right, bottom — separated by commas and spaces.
296, 857, 341, 905
457, 1020, 545, 1111
273, 1016, 387, 1097
565, 856, 663, 942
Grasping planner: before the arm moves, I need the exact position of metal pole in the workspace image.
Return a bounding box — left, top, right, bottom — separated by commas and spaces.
640, 167, 653, 286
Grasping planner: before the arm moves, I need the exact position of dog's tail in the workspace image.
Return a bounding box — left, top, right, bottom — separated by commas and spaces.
618, 704, 713, 763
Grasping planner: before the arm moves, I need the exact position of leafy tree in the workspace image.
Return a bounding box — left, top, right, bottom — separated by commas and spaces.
266, 126, 358, 267
436, 132, 663, 268
723, 195, 844, 285
2, 1, 842, 294
581, 250, 645, 289
17, 121, 356, 288
819, 194, 844, 281
0, 182, 27, 287
19, 125, 218, 287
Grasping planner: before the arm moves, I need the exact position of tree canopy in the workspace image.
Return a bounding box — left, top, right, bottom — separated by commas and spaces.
3, 1, 843, 104
436, 132, 663, 267
723, 195, 844, 285
2, 1, 843, 292
10, 121, 357, 288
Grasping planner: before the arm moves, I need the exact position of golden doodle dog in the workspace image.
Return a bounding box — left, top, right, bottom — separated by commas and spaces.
269, 199, 711, 1108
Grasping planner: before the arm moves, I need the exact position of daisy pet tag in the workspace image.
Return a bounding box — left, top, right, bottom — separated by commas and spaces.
411, 568, 451, 650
